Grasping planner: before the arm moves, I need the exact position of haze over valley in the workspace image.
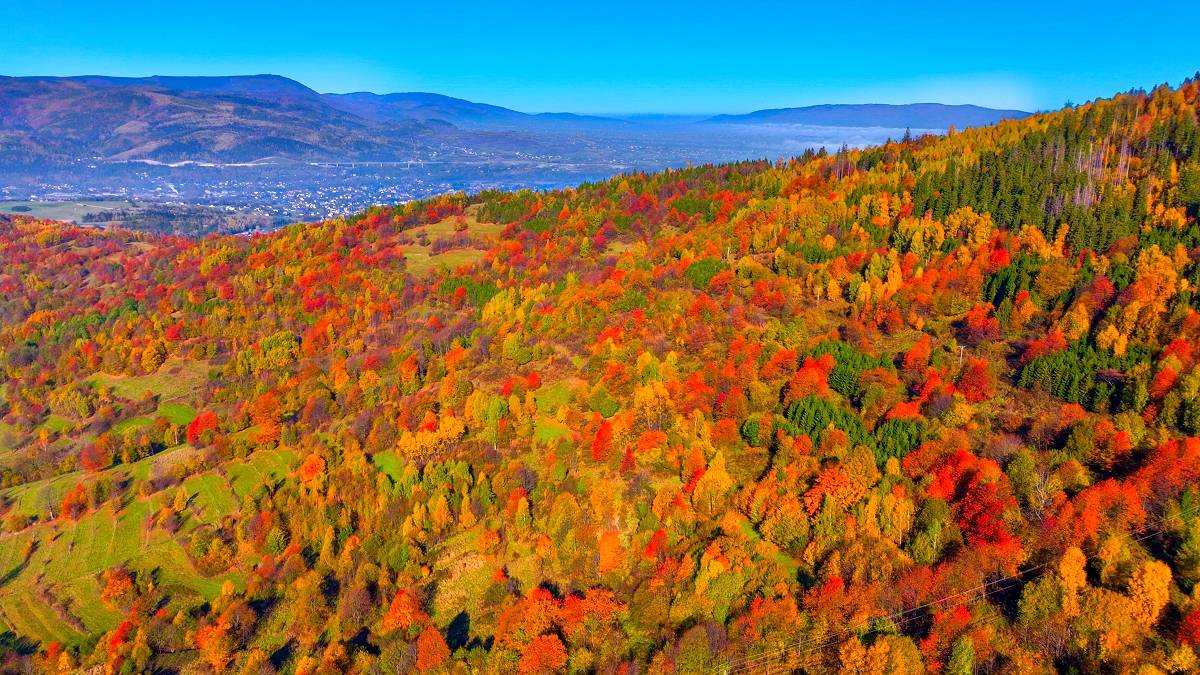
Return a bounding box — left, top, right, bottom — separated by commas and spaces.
0, 74, 1029, 231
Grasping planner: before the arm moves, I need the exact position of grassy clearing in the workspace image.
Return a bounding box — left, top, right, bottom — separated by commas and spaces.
774, 550, 800, 575
420, 211, 504, 239
227, 448, 294, 498
4, 471, 83, 519
402, 212, 503, 275
42, 416, 74, 433
111, 416, 153, 435
0, 199, 137, 223
430, 529, 495, 630
2, 440, 202, 519
183, 472, 238, 524
128, 444, 197, 482
404, 248, 487, 275
0, 482, 243, 646
230, 425, 261, 442
152, 543, 240, 601
534, 417, 571, 443
89, 357, 210, 402
0, 528, 35, 572
372, 451, 406, 484
0, 357, 286, 648
0, 589, 82, 646
62, 576, 123, 632
429, 248, 486, 271
157, 402, 197, 425
0, 363, 287, 649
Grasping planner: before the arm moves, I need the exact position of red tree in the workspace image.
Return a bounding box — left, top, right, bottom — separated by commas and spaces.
961, 304, 1000, 344
903, 334, 932, 374
186, 410, 219, 446
1179, 610, 1200, 645
592, 420, 613, 461
60, 483, 88, 520
519, 634, 567, 674
957, 358, 995, 403
415, 625, 449, 673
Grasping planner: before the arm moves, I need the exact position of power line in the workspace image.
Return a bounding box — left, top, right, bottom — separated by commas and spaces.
718, 499, 1200, 674
753, 586, 1022, 675
724, 568, 1043, 674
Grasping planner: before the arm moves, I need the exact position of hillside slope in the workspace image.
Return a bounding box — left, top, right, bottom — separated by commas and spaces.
2, 80, 1200, 672
0, 75, 460, 163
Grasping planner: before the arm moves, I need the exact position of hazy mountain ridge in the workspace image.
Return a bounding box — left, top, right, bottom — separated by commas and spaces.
0, 75, 448, 163
707, 102, 1031, 128
0, 75, 1029, 165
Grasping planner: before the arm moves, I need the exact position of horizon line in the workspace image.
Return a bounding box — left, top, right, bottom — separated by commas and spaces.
1, 71, 1046, 118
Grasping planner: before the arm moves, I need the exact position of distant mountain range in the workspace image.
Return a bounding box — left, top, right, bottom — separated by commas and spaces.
0, 75, 486, 164
707, 102, 1031, 128
323, 91, 629, 130
0, 74, 1030, 165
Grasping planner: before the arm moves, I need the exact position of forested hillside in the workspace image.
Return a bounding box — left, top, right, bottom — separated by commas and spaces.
3, 79, 1200, 673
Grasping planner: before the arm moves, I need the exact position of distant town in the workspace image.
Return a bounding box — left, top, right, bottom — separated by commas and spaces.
0, 159, 625, 233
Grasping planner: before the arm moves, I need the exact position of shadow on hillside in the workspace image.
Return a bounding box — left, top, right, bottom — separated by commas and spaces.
446, 611, 471, 651
0, 630, 38, 655
0, 540, 38, 589
270, 639, 295, 670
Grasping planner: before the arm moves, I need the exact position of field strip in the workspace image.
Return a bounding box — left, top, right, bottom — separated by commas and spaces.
0, 596, 41, 642
80, 513, 100, 574
250, 457, 271, 482
141, 502, 156, 551
103, 508, 125, 565
0, 589, 78, 645
30, 586, 84, 640
0, 530, 26, 571
8, 538, 184, 588
0, 604, 14, 632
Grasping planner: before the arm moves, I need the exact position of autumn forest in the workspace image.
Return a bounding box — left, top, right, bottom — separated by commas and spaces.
4, 79, 1200, 674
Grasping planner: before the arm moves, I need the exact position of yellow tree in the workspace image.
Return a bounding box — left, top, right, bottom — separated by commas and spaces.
1127, 559, 1171, 626
1059, 546, 1087, 618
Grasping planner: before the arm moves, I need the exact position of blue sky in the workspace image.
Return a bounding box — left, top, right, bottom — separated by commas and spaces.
2, 1, 1197, 114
